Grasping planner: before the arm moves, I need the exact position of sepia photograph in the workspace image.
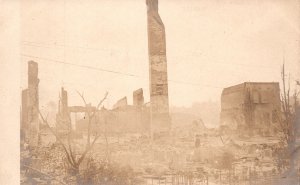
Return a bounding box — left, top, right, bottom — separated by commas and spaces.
1, 0, 300, 184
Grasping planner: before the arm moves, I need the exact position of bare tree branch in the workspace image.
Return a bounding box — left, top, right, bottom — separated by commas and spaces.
76, 90, 87, 106
39, 90, 109, 178
92, 91, 108, 118
67, 131, 76, 166
77, 134, 101, 167
39, 111, 76, 168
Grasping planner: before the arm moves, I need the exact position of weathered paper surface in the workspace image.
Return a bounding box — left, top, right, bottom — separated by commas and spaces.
0, 0, 300, 184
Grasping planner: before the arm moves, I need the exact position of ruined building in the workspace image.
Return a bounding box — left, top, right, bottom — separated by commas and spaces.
220, 82, 281, 135
53, 87, 149, 135
147, 0, 171, 133
112, 96, 128, 109
75, 88, 150, 135
55, 0, 172, 137
56, 87, 70, 137
21, 61, 40, 147
133, 88, 144, 106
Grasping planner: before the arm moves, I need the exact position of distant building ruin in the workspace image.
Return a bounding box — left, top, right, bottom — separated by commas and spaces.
220, 82, 281, 135
21, 61, 40, 147
113, 96, 128, 109
75, 88, 150, 134
56, 87, 70, 136
133, 88, 144, 106
146, 0, 171, 133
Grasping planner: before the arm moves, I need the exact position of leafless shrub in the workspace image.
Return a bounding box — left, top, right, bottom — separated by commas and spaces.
39, 91, 108, 183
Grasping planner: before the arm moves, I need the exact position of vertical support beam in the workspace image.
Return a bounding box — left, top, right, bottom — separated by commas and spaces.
61, 87, 69, 120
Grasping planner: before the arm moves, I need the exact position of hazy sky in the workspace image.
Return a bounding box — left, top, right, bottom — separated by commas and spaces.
21, 0, 300, 108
